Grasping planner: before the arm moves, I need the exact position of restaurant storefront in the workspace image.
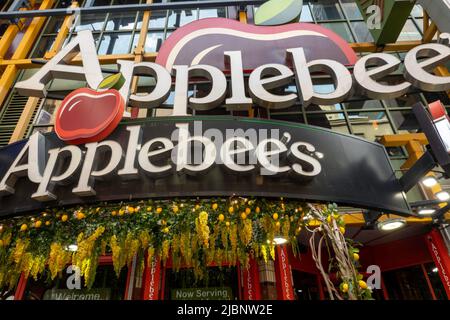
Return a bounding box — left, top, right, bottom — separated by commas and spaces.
0, 0, 450, 301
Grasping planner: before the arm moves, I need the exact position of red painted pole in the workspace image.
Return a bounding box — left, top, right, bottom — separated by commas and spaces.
142, 256, 162, 300
242, 258, 262, 300
274, 245, 295, 300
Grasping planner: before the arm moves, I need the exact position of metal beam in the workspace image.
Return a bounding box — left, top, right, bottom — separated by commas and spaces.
399, 150, 437, 192
0, 0, 266, 19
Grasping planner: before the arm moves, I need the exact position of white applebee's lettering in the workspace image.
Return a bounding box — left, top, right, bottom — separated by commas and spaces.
14, 31, 450, 113
0, 125, 322, 201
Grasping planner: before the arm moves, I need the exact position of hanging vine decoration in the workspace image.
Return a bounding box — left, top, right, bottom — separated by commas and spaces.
0, 197, 372, 300
305, 203, 372, 300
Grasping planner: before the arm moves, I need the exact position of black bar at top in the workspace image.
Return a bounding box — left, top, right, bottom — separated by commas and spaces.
0, 0, 266, 19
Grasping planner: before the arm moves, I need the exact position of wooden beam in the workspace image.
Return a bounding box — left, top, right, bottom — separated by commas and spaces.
423, 21, 438, 43
350, 40, 423, 53
379, 133, 428, 147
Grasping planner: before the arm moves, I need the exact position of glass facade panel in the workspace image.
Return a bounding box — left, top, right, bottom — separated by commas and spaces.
167, 9, 198, 28
383, 266, 434, 300
311, 2, 345, 21
351, 21, 374, 42
348, 111, 393, 141
340, 0, 363, 19
319, 22, 354, 42
105, 12, 138, 31
98, 33, 133, 54
22, 264, 127, 300
75, 14, 107, 32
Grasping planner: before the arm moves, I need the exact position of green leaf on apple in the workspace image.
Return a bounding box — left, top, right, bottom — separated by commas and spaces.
97, 72, 126, 91
254, 0, 303, 26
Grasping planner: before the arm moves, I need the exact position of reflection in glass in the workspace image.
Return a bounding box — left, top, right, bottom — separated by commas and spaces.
44, 17, 65, 34
98, 33, 132, 54
351, 21, 374, 42
31, 36, 56, 58
199, 8, 226, 19
307, 111, 350, 134
348, 111, 393, 141
319, 22, 354, 42
424, 262, 448, 299
35, 99, 61, 125
311, 2, 344, 21
344, 99, 383, 111
167, 9, 197, 28
300, 4, 313, 22
164, 267, 238, 300
390, 110, 419, 134
292, 271, 320, 300
398, 19, 422, 41
383, 265, 434, 300
148, 10, 168, 29
22, 264, 127, 300
144, 31, 165, 52
340, 0, 363, 20
75, 14, 107, 32
105, 12, 137, 31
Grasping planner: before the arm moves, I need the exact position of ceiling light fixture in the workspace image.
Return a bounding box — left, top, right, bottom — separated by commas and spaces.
377, 218, 406, 231
422, 176, 438, 188
436, 191, 450, 201
418, 208, 436, 215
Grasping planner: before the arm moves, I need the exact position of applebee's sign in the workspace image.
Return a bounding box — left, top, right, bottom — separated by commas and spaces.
0, 118, 410, 216
14, 20, 450, 119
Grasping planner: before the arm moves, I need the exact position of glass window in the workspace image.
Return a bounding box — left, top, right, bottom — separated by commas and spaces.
43, 17, 65, 34
270, 113, 305, 124
384, 94, 423, 109
22, 264, 127, 300
311, 2, 345, 21
75, 14, 107, 32
98, 33, 132, 54
398, 19, 422, 41
344, 99, 384, 111
348, 111, 393, 141
167, 9, 198, 28
390, 109, 419, 134
292, 271, 320, 300
143, 31, 165, 52
92, 0, 112, 6
340, 0, 363, 20
424, 262, 448, 300
411, 4, 424, 18
383, 265, 434, 300
307, 112, 350, 134
319, 22, 354, 42
148, 10, 168, 29
164, 267, 239, 300
300, 4, 313, 22
199, 8, 226, 19
105, 12, 138, 31
35, 99, 60, 126
31, 36, 56, 58
351, 21, 374, 42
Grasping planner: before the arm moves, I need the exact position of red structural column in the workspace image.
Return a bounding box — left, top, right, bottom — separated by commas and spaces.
274, 246, 295, 300
425, 229, 450, 299
142, 256, 162, 300
242, 258, 262, 300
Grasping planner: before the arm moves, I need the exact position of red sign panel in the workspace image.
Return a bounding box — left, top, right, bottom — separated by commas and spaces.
242, 258, 262, 300
275, 246, 295, 300
425, 229, 450, 299
143, 256, 162, 300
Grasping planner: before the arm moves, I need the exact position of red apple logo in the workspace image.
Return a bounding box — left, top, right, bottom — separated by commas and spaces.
55, 73, 125, 145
